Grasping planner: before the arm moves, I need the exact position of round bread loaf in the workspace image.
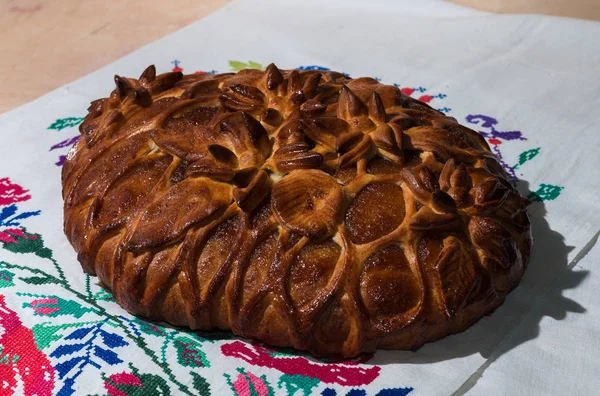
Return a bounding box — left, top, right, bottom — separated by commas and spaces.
62, 64, 532, 357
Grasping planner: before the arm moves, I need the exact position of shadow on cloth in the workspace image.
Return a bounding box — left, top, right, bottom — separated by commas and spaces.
371, 179, 588, 366
165, 181, 588, 373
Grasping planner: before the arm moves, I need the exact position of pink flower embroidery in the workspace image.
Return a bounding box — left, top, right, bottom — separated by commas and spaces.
0, 227, 37, 244
30, 298, 60, 315
104, 372, 143, 396
228, 368, 273, 396
0, 178, 31, 206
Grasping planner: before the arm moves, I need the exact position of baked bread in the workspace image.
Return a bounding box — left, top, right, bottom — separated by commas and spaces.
62, 64, 532, 357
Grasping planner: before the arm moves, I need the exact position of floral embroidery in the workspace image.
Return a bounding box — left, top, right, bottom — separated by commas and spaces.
0, 295, 55, 395
47, 117, 84, 132
0, 177, 31, 206
225, 368, 275, 396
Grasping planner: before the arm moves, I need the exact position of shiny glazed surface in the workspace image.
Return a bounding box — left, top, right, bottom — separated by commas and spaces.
62, 65, 532, 357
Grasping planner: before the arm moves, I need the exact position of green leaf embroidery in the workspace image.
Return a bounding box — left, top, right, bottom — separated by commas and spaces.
137, 373, 171, 396
513, 147, 540, 170
173, 336, 210, 368
0, 269, 14, 288
32, 323, 71, 350
56, 298, 95, 318
248, 61, 264, 70
527, 184, 564, 202
20, 275, 60, 285
93, 288, 114, 302
2, 230, 53, 259
47, 117, 85, 131
22, 295, 94, 318
191, 372, 211, 396
229, 60, 264, 72
278, 374, 320, 396
134, 317, 168, 337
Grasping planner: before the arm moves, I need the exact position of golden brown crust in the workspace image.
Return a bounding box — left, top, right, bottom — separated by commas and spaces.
62, 64, 532, 357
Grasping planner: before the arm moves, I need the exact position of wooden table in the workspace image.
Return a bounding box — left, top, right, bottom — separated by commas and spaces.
0, 0, 229, 114
1, 0, 597, 114
450, 0, 600, 21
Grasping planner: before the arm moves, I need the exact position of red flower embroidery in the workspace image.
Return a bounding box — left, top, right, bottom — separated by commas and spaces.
0, 178, 31, 206
0, 227, 37, 244
29, 298, 61, 315
104, 372, 143, 396
0, 295, 55, 395
221, 341, 380, 386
